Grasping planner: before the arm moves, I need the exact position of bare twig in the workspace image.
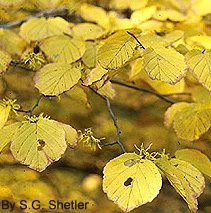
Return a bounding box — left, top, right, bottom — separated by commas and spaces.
17, 94, 43, 116
101, 141, 118, 147
0, 6, 68, 28
110, 79, 177, 104
127, 31, 145, 49
162, 92, 191, 97
89, 87, 126, 153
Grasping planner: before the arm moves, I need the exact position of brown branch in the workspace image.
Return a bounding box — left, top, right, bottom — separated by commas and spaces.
89, 87, 126, 153
0, 6, 68, 28
127, 31, 145, 49
110, 79, 177, 104
16, 94, 43, 116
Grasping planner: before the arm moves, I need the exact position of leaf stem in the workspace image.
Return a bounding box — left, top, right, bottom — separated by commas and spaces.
127, 31, 145, 49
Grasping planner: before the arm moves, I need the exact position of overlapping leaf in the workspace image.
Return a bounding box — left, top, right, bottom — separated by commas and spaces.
155, 157, 205, 213
72, 23, 105, 41
10, 114, 77, 172
34, 62, 82, 96
0, 50, 11, 74
143, 46, 186, 84
97, 29, 141, 70
19, 17, 72, 42
103, 153, 162, 212
165, 102, 211, 140
175, 149, 211, 178
40, 35, 85, 63
186, 49, 211, 91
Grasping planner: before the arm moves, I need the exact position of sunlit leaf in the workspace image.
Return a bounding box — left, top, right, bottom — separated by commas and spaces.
131, 6, 157, 24
175, 149, 211, 178
192, 0, 211, 16
40, 35, 85, 63
169, 103, 211, 140
78, 3, 109, 28
72, 23, 105, 40
186, 49, 211, 91
0, 50, 11, 74
155, 156, 204, 213
0, 122, 21, 152
103, 153, 162, 212
10, 114, 68, 172
164, 102, 189, 128
19, 17, 72, 42
143, 46, 186, 84
153, 9, 186, 22
97, 81, 116, 99
97, 29, 141, 70
186, 35, 211, 49
83, 66, 108, 86
34, 62, 82, 96
163, 30, 184, 46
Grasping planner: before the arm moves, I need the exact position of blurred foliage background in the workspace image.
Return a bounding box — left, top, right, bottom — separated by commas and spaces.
0, 0, 211, 212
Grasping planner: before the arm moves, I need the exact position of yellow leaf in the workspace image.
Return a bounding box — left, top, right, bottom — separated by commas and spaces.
19, 17, 72, 42
0, 122, 21, 152
137, 33, 167, 49
163, 30, 184, 46
186, 35, 211, 49
72, 23, 105, 40
65, 86, 89, 106
192, 86, 211, 103
153, 9, 186, 22
83, 67, 108, 86
0, 0, 25, 8
78, 3, 109, 28
34, 62, 82, 96
186, 49, 211, 91
56, 122, 78, 147
143, 46, 186, 84
97, 81, 116, 99
155, 157, 204, 213
192, 0, 211, 16
164, 102, 189, 128
0, 99, 19, 129
0, 50, 11, 74
131, 6, 157, 25
129, 58, 143, 80
103, 153, 162, 212
173, 103, 211, 140
128, 0, 148, 10
97, 29, 141, 70
10, 115, 67, 172
175, 149, 211, 178
0, 29, 26, 56
40, 35, 85, 63
170, 159, 205, 198
82, 41, 98, 68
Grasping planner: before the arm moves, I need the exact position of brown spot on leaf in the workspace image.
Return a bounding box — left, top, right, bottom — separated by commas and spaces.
37, 139, 45, 151
124, 177, 133, 186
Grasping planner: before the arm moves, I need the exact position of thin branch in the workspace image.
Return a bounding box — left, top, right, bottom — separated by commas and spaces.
0, 6, 68, 28
89, 87, 126, 153
101, 141, 118, 147
110, 79, 176, 104
17, 94, 43, 116
161, 92, 191, 97
127, 31, 145, 49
